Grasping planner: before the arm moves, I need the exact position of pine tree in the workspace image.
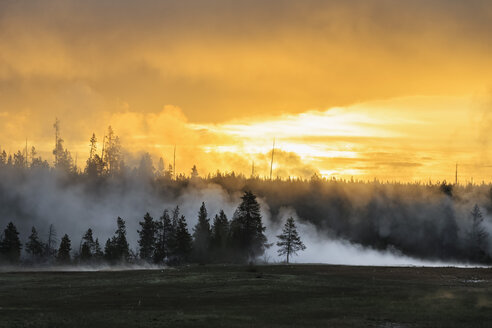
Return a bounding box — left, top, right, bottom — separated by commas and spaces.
26, 226, 45, 260
276, 217, 306, 263
105, 217, 130, 262
210, 210, 230, 262
0, 222, 22, 263
80, 228, 95, 261
174, 215, 192, 263
57, 234, 72, 264
153, 209, 175, 264
230, 191, 268, 262
192, 202, 211, 262
138, 213, 156, 262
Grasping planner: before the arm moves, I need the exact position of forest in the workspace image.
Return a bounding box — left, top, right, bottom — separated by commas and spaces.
0, 121, 491, 266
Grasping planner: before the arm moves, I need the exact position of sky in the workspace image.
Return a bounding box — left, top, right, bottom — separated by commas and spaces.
1, 0, 492, 181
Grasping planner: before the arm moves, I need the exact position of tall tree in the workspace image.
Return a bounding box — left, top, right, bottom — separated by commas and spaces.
80, 228, 95, 261
138, 213, 156, 262
174, 215, 193, 263
0, 222, 22, 263
210, 210, 230, 262
276, 217, 306, 263
105, 217, 130, 262
26, 227, 45, 260
154, 209, 175, 264
192, 202, 211, 262
57, 234, 72, 264
230, 191, 268, 262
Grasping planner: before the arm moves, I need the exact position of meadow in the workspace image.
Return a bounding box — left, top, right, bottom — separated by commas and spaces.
0, 264, 491, 327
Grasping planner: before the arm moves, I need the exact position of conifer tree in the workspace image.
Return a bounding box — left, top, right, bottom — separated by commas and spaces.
57, 234, 72, 264
153, 209, 175, 264
138, 213, 156, 262
210, 210, 230, 261
105, 217, 130, 262
26, 226, 45, 260
230, 191, 268, 261
80, 228, 95, 261
276, 217, 306, 263
192, 202, 211, 262
174, 215, 192, 263
0, 222, 22, 263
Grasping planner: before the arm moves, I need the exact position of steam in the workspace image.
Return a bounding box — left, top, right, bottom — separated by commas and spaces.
1, 167, 491, 267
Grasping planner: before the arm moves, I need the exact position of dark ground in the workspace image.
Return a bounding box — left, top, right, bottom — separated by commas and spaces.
0, 264, 491, 327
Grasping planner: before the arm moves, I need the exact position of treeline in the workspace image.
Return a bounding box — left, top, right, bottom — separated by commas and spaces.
0, 191, 274, 266
1, 119, 492, 265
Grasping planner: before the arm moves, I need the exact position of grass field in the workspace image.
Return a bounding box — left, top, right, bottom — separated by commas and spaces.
0, 264, 491, 327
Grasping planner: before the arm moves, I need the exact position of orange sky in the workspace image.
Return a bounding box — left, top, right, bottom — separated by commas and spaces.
1, 0, 491, 181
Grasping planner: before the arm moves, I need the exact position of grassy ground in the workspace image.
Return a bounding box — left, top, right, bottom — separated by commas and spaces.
0, 264, 491, 327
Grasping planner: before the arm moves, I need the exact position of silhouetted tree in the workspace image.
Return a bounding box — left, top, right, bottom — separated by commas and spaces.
85, 133, 105, 177
57, 234, 72, 264
26, 227, 45, 260
192, 202, 211, 262
154, 209, 175, 264
174, 215, 192, 263
80, 228, 95, 261
230, 191, 268, 262
210, 210, 229, 261
0, 222, 22, 263
105, 217, 130, 262
138, 213, 156, 262
276, 217, 306, 263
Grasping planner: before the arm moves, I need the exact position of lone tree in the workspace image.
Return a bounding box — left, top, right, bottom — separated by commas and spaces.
26, 226, 45, 260
192, 202, 211, 262
57, 234, 72, 264
276, 217, 306, 264
0, 222, 22, 263
230, 191, 268, 262
138, 213, 156, 262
